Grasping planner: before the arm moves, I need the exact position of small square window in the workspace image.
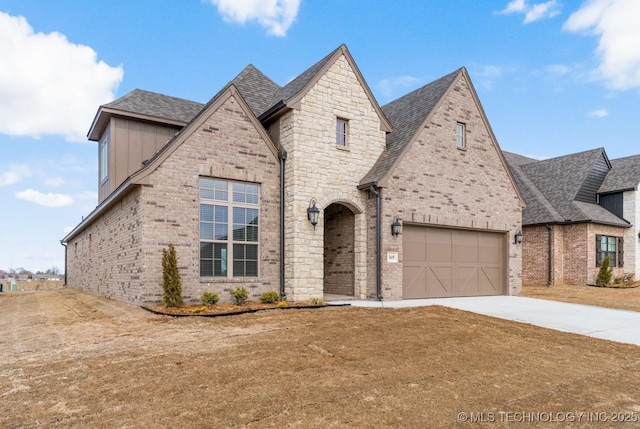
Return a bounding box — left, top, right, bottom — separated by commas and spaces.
456, 123, 466, 149
336, 118, 348, 146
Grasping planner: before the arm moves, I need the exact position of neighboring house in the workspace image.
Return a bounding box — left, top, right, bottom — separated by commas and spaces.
504, 149, 639, 286
63, 44, 524, 305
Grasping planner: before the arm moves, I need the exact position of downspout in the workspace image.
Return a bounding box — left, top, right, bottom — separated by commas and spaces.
369, 185, 383, 300
278, 150, 287, 298
546, 224, 552, 285
59, 240, 67, 286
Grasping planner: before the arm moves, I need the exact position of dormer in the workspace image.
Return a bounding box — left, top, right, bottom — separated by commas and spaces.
88, 89, 204, 203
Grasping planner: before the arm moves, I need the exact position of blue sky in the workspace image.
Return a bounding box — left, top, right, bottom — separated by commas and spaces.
1, 0, 639, 273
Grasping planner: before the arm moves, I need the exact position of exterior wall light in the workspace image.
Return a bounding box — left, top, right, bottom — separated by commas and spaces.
307, 197, 320, 229
391, 216, 402, 236
514, 230, 523, 244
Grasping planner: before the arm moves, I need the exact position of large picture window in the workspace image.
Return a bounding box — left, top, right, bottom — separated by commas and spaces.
200, 178, 259, 277
596, 235, 623, 267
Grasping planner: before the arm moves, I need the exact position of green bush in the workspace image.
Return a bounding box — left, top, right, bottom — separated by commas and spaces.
260, 290, 280, 304
201, 291, 220, 306
311, 297, 324, 306
596, 255, 613, 286
231, 287, 249, 305
162, 243, 183, 308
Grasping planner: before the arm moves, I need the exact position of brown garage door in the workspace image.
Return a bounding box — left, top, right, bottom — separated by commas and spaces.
403, 226, 506, 298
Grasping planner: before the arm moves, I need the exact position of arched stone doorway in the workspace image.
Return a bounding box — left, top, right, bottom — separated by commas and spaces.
323, 203, 356, 296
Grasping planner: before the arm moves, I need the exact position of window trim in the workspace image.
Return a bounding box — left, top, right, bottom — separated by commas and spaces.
456, 122, 466, 149
199, 178, 260, 278
99, 129, 109, 184
596, 234, 623, 268
336, 118, 348, 147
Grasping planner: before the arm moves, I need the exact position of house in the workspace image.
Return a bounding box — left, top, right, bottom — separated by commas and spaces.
62, 44, 524, 305
504, 149, 639, 285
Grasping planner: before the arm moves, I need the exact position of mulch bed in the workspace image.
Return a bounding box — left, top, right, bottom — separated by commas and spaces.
142, 301, 337, 317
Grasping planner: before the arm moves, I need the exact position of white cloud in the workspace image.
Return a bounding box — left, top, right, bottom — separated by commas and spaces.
377, 75, 421, 99
209, 0, 300, 37
589, 108, 609, 117
563, 0, 640, 90
543, 64, 572, 77
497, 0, 561, 23
15, 189, 74, 207
44, 177, 65, 187
0, 12, 123, 141
0, 165, 31, 186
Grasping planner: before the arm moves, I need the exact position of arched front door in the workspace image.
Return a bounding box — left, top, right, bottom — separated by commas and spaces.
323, 203, 356, 296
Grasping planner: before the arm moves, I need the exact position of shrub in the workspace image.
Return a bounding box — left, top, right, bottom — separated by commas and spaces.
191, 306, 208, 314
260, 290, 280, 304
277, 301, 288, 308
311, 297, 324, 306
162, 243, 183, 307
596, 255, 613, 286
231, 287, 249, 305
202, 291, 220, 306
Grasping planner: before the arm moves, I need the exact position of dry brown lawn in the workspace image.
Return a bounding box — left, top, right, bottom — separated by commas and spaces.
1, 288, 639, 428
522, 284, 640, 312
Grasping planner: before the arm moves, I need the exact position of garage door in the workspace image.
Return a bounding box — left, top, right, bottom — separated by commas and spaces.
403, 226, 506, 298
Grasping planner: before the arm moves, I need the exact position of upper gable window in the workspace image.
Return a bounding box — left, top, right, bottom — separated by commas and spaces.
336, 118, 348, 147
99, 129, 109, 183
456, 123, 466, 149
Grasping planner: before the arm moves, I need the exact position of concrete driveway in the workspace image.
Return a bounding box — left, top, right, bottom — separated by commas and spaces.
331, 296, 640, 346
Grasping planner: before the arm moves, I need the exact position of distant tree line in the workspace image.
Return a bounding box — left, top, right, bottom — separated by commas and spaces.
0, 267, 62, 279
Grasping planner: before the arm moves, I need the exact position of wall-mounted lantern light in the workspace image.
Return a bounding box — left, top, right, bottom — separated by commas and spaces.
307, 197, 320, 229
391, 216, 402, 237
514, 230, 523, 244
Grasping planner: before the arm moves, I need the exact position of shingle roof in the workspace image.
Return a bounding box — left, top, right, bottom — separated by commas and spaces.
360, 69, 461, 186
231, 64, 281, 118
103, 89, 204, 123
599, 154, 640, 193
503, 149, 629, 227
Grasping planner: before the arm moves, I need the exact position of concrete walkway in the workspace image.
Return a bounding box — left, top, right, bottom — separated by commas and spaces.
329, 296, 640, 347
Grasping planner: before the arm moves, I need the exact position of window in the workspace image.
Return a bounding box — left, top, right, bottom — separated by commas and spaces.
99, 130, 109, 183
200, 178, 259, 277
596, 235, 623, 267
336, 118, 348, 146
456, 123, 466, 149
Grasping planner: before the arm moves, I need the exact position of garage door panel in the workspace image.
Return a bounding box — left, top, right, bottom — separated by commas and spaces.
403, 263, 426, 299
403, 226, 506, 299
427, 266, 453, 295
426, 228, 453, 263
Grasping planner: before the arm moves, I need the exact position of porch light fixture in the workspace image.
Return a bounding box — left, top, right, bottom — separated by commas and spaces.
391, 216, 402, 237
307, 197, 320, 229
514, 230, 523, 244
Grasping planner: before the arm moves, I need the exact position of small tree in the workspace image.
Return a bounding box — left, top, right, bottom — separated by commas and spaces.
596, 255, 613, 286
162, 243, 183, 307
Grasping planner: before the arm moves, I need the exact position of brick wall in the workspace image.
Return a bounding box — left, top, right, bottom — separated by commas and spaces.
523, 223, 627, 286
67, 90, 281, 305
382, 73, 523, 298
323, 203, 355, 295
623, 190, 638, 280
66, 187, 146, 305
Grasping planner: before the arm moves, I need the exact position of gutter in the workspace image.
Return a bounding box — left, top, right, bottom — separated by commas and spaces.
369, 185, 383, 301
278, 150, 287, 298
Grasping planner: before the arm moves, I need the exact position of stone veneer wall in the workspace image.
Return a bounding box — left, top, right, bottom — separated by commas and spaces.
623, 190, 639, 280
381, 74, 523, 299
66, 187, 145, 305
277, 54, 387, 301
